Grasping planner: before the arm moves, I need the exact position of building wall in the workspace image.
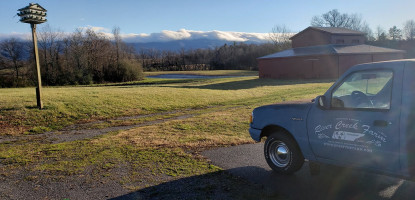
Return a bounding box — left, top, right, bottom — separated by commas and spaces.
258, 55, 339, 79
330, 35, 366, 45
338, 54, 373, 75
338, 53, 404, 75
291, 29, 331, 48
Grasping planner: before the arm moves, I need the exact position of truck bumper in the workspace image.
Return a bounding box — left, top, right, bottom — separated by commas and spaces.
249, 126, 262, 142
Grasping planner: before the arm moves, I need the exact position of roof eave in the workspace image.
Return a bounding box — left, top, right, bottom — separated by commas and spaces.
257, 53, 336, 60
290, 26, 365, 40
257, 51, 406, 60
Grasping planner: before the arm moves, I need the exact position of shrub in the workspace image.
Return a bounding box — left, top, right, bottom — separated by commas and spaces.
117, 59, 144, 82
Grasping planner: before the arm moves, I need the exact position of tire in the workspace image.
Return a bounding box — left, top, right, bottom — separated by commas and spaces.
264, 131, 304, 174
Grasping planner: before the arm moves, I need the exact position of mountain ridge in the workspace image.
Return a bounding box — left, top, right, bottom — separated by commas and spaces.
129, 38, 267, 52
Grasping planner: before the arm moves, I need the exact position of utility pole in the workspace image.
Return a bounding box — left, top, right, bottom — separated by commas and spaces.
17, 3, 47, 109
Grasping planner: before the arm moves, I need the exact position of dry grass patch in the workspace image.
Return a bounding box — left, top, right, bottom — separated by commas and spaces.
111, 107, 254, 151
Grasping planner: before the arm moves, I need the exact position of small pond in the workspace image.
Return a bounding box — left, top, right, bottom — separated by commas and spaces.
146, 74, 250, 79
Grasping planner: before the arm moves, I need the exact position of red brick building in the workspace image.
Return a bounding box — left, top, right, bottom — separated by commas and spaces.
258, 27, 405, 79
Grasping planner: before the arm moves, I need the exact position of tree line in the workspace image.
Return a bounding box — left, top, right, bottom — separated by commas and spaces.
138, 42, 276, 72
309, 9, 415, 42
0, 26, 143, 87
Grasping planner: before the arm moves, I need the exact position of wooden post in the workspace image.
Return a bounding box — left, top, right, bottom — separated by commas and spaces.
31, 23, 43, 109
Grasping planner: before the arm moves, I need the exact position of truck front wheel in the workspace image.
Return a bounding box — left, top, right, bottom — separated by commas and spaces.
264, 131, 304, 174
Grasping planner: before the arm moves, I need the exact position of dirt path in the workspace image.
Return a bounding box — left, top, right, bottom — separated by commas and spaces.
0, 99, 312, 145
0, 109, 202, 144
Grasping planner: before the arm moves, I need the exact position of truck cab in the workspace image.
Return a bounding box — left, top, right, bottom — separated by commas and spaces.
249, 59, 415, 178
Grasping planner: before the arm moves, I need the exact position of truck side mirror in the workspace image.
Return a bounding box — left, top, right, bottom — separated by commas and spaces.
317, 95, 329, 109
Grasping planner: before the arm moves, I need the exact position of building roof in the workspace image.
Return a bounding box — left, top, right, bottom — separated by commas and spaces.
311, 27, 364, 35
290, 26, 364, 40
258, 44, 405, 60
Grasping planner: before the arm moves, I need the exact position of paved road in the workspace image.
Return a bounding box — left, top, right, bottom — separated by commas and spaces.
202, 143, 415, 200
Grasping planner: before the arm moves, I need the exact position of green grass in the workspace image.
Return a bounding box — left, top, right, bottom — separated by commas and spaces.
0, 76, 332, 135
0, 133, 220, 178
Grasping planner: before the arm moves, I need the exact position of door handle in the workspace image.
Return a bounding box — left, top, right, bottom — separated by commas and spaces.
373, 120, 389, 127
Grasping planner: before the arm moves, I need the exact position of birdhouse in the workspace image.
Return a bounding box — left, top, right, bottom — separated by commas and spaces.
17, 3, 47, 24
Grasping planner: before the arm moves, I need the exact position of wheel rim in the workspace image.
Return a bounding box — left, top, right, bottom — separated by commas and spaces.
269, 140, 290, 168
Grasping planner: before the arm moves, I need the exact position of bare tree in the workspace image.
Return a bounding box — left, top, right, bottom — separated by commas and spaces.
138, 48, 148, 69
311, 9, 363, 31
38, 24, 64, 85
85, 28, 114, 82
0, 38, 25, 85
180, 48, 186, 70
389, 26, 402, 41
360, 22, 374, 41
112, 26, 121, 65
268, 25, 292, 51
67, 28, 86, 70
0, 53, 8, 74
375, 26, 387, 41
403, 20, 415, 40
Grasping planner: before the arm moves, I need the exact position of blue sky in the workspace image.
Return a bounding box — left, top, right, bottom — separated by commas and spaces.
1, 0, 414, 37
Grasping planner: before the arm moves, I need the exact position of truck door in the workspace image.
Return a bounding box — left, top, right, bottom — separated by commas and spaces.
307, 68, 402, 172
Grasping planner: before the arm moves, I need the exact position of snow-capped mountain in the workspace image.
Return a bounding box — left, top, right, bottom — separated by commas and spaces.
124, 29, 271, 51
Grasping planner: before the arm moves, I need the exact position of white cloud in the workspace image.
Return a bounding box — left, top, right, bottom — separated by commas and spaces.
0, 28, 276, 44
120, 29, 271, 43
78, 25, 110, 33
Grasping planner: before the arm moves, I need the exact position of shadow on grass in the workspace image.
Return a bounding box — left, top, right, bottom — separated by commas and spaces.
87, 79, 206, 88
1, 107, 18, 111
25, 105, 39, 109
165, 78, 335, 90
24, 105, 53, 110
0, 105, 39, 111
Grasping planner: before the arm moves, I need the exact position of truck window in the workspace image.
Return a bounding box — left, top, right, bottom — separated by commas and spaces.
331, 70, 393, 109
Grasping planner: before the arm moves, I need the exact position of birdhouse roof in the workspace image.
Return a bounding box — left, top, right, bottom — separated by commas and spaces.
18, 3, 47, 12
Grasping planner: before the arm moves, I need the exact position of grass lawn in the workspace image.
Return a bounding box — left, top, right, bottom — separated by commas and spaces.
0, 72, 334, 198
0, 75, 332, 136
